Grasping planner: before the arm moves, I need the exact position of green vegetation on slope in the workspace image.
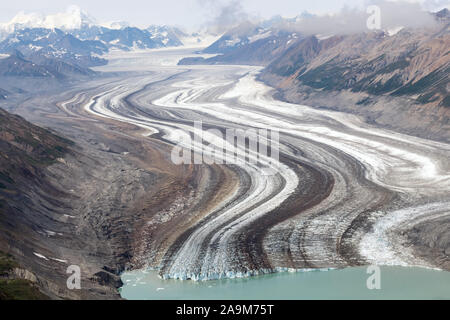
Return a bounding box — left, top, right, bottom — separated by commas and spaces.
0, 251, 18, 276
0, 251, 49, 300
0, 279, 49, 300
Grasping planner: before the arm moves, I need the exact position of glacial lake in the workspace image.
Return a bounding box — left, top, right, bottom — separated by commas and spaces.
120, 266, 450, 300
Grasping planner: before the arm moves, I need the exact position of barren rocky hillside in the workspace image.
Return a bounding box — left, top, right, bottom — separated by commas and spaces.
261, 18, 450, 142
0, 108, 129, 299
265, 25, 449, 108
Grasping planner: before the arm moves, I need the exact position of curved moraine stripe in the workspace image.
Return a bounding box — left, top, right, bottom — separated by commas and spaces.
57, 50, 450, 280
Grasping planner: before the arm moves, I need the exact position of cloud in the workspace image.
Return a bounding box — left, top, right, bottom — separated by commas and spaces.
273, 0, 438, 35
375, 0, 439, 28
199, 0, 250, 33
420, 0, 450, 11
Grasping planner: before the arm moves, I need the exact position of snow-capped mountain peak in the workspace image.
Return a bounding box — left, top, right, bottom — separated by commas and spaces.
0, 5, 96, 33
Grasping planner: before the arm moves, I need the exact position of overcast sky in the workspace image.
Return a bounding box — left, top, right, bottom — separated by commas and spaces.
0, 0, 448, 28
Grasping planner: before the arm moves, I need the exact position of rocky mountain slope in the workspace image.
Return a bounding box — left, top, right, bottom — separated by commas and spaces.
202, 22, 268, 54
0, 51, 59, 77
0, 108, 74, 298
265, 25, 449, 108
0, 50, 94, 79
0, 108, 128, 299
261, 16, 450, 142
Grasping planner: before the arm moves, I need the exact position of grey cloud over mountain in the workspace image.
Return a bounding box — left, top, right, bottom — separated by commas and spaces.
199, 0, 250, 33
203, 0, 439, 35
